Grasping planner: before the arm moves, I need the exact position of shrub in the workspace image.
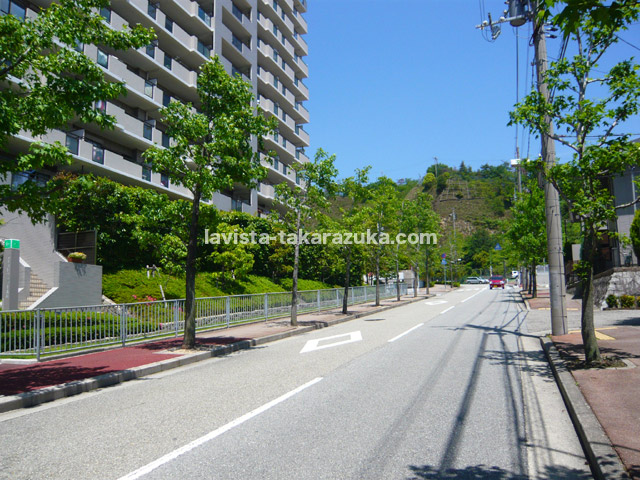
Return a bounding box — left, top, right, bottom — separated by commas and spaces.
429, 281, 436, 288
605, 294, 619, 308
452, 282, 461, 288
619, 295, 635, 309
636, 296, 640, 308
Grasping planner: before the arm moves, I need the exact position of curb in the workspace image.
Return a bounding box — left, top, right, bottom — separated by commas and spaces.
0, 296, 426, 414
541, 337, 631, 480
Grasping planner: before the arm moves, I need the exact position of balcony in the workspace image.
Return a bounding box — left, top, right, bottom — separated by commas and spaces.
36, 129, 192, 199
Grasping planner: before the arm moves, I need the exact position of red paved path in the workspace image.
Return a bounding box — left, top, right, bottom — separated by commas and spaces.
553, 326, 640, 479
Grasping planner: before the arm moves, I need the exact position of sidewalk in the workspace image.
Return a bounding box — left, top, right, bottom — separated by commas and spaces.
0, 293, 427, 412
524, 288, 640, 479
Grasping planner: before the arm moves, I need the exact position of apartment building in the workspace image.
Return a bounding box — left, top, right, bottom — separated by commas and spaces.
0, 0, 309, 308
6, 0, 309, 215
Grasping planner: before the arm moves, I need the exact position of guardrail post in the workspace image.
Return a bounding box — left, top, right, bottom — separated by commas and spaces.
264, 293, 268, 322
120, 306, 127, 347
35, 310, 42, 361
174, 301, 179, 337
225, 296, 231, 327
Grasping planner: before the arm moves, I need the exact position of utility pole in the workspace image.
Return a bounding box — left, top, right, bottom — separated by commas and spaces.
532, 0, 567, 335
476, 0, 567, 335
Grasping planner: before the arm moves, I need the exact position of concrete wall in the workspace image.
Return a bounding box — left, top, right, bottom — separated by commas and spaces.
593, 267, 640, 308
33, 262, 103, 309
612, 166, 639, 266
0, 209, 66, 288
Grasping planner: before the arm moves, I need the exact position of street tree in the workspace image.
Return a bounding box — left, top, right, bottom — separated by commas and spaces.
275, 148, 338, 326
510, 9, 640, 363
363, 177, 401, 306
0, 0, 153, 220
143, 57, 277, 349
337, 166, 371, 313
505, 176, 547, 297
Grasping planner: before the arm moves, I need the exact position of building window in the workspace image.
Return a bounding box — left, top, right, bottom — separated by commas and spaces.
165, 16, 173, 32
272, 0, 277, 11
147, 2, 157, 19
65, 134, 79, 155
293, 7, 298, 17
232, 66, 241, 78
11, 170, 50, 190
143, 122, 153, 140
161, 132, 170, 148
146, 44, 155, 58
294, 76, 299, 87
96, 49, 108, 68
274, 76, 279, 88
74, 40, 84, 53
144, 80, 154, 97
162, 91, 171, 107
274, 103, 279, 116
198, 6, 211, 26
282, 136, 287, 148
232, 35, 243, 52
281, 58, 286, 70
1, 0, 26, 19
232, 3, 242, 22
296, 172, 300, 185
281, 110, 286, 121
282, 84, 286, 95
273, 131, 279, 142
282, 164, 287, 175
100, 6, 111, 22
161, 173, 169, 188
273, 49, 279, 61
92, 143, 105, 164
164, 53, 172, 70
142, 165, 152, 182
95, 99, 107, 113
197, 40, 211, 58
273, 24, 278, 36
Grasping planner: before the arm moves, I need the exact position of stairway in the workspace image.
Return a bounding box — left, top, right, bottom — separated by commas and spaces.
18, 272, 51, 310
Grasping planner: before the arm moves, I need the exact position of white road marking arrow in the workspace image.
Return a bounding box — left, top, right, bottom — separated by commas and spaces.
300, 331, 363, 354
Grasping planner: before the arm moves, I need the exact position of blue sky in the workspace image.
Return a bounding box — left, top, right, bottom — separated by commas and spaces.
304, 0, 640, 182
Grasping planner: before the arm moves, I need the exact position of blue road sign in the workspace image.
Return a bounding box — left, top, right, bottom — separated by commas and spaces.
495, 243, 502, 251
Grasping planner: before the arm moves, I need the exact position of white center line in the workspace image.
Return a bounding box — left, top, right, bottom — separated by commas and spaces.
461, 289, 484, 303
388, 323, 424, 343
441, 306, 455, 314
118, 377, 323, 480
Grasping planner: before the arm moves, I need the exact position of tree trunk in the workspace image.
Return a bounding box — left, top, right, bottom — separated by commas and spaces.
413, 264, 418, 298
395, 247, 400, 302
532, 262, 537, 298
183, 185, 201, 349
342, 245, 351, 314
290, 208, 301, 326
375, 248, 380, 306
425, 249, 430, 295
581, 229, 602, 364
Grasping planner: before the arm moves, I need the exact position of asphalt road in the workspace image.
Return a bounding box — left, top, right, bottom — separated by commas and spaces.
0, 286, 591, 479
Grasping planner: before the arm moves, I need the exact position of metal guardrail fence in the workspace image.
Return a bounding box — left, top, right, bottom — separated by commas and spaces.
0, 284, 407, 359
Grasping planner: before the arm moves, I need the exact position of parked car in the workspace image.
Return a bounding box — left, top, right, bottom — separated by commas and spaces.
489, 276, 505, 289
465, 277, 484, 284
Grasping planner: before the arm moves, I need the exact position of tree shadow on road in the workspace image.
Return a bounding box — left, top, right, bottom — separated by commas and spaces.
406, 464, 592, 479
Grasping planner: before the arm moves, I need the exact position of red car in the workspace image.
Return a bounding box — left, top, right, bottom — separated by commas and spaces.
489, 276, 505, 289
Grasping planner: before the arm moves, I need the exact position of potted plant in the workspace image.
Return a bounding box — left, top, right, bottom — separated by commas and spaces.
67, 252, 87, 264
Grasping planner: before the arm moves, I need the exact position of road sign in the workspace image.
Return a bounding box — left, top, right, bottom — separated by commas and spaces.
441, 253, 446, 259
495, 243, 502, 251
441, 259, 447, 265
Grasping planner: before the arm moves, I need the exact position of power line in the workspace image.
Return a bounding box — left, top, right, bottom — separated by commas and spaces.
616, 34, 640, 52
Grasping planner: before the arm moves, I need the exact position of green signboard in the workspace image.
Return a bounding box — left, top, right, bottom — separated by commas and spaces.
4, 239, 20, 249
